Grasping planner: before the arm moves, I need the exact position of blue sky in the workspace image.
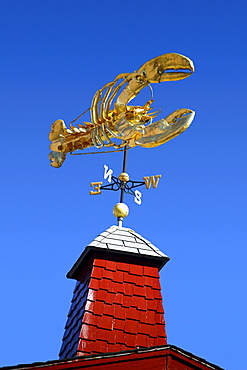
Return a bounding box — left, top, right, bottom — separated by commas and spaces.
0, 1, 246, 369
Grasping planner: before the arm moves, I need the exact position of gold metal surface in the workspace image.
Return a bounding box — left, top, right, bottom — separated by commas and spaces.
49, 53, 195, 168
113, 203, 129, 218
90, 182, 102, 195
118, 172, 130, 182
143, 175, 161, 189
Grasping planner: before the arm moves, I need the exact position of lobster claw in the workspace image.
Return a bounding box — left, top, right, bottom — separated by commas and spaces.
137, 53, 194, 83
135, 109, 195, 148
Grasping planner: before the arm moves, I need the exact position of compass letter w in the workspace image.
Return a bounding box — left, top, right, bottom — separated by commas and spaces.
143, 175, 161, 189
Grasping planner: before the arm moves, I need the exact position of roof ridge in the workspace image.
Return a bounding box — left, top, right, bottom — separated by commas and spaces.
86, 225, 168, 260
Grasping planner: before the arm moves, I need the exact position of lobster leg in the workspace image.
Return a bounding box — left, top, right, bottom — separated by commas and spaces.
99, 74, 130, 122
91, 78, 127, 147
92, 74, 137, 147
91, 88, 102, 125
99, 81, 118, 121
102, 79, 126, 121
91, 73, 129, 126
90, 79, 119, 125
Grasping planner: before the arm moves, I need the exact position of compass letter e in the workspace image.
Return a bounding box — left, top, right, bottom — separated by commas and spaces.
90, 182, 103, 195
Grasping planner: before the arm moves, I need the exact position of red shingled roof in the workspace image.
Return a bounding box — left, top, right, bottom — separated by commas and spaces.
59, 226, 169, 358
2, 345, 224, 370
60, 257, 167, 358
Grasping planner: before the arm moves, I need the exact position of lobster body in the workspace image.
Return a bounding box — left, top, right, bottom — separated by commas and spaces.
49, 53, 195, 168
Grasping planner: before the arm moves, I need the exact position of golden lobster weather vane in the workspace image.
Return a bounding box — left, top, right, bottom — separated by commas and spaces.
48, 53, 195, 225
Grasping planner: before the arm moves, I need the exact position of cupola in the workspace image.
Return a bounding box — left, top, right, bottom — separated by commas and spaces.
59, 225, 169, 358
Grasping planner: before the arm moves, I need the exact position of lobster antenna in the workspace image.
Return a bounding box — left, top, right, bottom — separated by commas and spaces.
70, 95, 107, 126
148, 83, 154, 99
69, 107, 91, 125
70, 147, 131, 156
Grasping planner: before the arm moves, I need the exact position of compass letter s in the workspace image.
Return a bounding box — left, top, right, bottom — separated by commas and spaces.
134, 190, 142, 205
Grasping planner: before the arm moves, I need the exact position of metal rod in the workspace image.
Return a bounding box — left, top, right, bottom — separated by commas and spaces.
118, 213, 123, 227
117, 145, 128, 227
120, 146, 128, 203
122, 145, 128, 173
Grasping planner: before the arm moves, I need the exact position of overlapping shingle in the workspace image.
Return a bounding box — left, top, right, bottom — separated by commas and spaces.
87, 225, 168, 259
60, 226, 169, 359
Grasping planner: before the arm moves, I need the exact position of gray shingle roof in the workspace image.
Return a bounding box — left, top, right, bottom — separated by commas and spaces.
67, 225, 169, 279
87, 225, 168, 259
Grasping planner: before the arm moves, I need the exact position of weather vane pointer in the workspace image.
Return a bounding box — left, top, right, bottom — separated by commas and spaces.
48, 53, 195, 225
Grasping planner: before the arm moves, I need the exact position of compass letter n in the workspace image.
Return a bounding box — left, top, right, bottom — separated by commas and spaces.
104, 165, 113, 183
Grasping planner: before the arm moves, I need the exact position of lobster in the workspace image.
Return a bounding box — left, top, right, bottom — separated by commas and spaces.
49, 53, 195, 168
